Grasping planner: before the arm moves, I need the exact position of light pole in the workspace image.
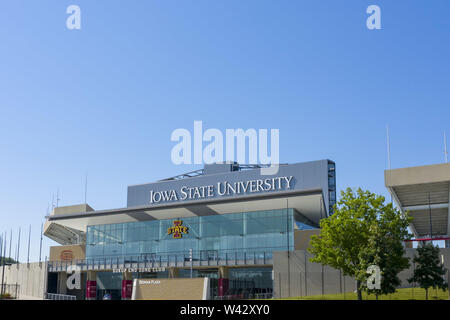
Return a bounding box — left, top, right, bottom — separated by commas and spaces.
1, 232, 7, 297
39, 223, 43, 265
189, 249, 193, 278
0, 233, 3, 296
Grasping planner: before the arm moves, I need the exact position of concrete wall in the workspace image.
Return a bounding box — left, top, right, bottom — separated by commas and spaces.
132, 278, 209, 300
294, 229, 321, 250
52, 204, 94, 216
385, 163, 450, 187
273, 248, 450, 298
273, 250, 356, 298
0, 262, 47, 300
397, 248, 450, 289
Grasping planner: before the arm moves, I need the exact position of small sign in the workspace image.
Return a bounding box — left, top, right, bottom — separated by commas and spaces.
112, 267, 166, 273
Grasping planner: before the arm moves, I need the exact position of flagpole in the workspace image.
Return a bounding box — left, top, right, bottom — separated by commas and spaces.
444, 131, 448, 163
27, 225, 31, 265
39, 222, 43, 265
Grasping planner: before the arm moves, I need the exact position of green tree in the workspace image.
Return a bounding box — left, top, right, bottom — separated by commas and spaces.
308, 188, 411, 300
359, 208, 411, 298
0, 257, 17, 265
408, 242, 447, 300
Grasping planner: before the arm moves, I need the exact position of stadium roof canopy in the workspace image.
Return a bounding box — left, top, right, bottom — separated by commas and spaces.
385, 163, 450, 238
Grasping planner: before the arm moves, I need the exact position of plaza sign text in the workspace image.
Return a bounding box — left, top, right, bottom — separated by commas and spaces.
149, 176, 293, 204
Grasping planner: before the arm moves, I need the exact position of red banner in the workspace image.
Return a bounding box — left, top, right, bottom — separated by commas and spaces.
218, 278, 229, 297
122, 280, 133, 299
86, 280, 97, 299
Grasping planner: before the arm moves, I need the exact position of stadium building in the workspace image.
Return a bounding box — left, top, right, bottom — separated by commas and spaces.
385, 163, 450, 248
43, 160, 336, 300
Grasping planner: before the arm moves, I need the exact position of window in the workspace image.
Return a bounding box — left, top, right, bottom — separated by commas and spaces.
86, 208, 295, 260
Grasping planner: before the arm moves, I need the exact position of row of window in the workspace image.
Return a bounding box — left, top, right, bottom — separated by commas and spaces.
86, 209, 296, 258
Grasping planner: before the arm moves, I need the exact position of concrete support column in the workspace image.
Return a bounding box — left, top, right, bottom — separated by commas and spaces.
86, 271, 96, 281
86, 271, 97, 300
123, 271, 133, 280
168, 267, 179, 278
218, 266, 229, 297
218, 266, 229, 279
58, 272, 67, 295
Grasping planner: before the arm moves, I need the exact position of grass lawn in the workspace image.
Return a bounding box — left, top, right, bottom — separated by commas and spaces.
283, 287, 449, 300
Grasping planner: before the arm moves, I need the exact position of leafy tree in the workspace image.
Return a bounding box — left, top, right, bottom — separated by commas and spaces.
408, 242, 447, 300
308, 188, 411, 300
359, 209, 411, 298
0, 257, 17, 265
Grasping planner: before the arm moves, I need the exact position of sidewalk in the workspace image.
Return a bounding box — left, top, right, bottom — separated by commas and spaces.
16, 295, 44, 300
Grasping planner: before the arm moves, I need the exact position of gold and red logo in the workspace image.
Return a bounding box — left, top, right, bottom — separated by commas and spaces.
167, 220, 188, 239
60, 250, 74, 261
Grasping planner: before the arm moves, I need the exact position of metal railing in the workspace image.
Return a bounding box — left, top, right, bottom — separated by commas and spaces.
46, 293, 77, 300
0, 284, 20, 299
274, 270, 450, 300
47, 251, 274, 272
213, 293, 273, 300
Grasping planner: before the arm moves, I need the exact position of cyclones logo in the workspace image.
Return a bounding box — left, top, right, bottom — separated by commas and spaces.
60, 250, 74, 261
167, 220, 188, 239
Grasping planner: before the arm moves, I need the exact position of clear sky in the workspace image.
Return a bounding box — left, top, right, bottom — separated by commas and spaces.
0, 0, 449, 261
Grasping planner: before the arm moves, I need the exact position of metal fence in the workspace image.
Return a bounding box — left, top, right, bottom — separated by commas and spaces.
275, 271, 450, 300
47, 251, 274, 272
213, 293, 273, 300
46, 293, 77, 300
273, 249, 450, 300
0, 284, 20, 299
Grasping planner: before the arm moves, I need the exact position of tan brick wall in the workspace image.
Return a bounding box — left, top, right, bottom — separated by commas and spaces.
133, 278, 206, 300
49, 244, 86, 262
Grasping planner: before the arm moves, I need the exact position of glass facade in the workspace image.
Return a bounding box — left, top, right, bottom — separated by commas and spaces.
96, 271, 124, 300
328, 161, 336, 215
228, 267, 273, 294
86, 209, 297, 261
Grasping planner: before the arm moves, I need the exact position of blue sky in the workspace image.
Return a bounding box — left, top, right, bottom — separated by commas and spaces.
0, 0, 449, 260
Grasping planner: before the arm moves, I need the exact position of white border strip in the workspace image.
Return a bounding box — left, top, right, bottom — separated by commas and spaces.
131, 279, 137, 300
202, 277, 210, 300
